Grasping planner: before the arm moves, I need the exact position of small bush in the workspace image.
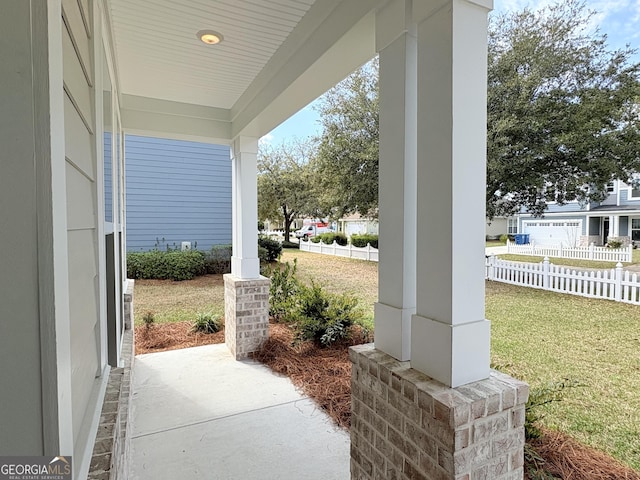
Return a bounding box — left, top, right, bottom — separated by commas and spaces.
525, 379, 580, 440
310, 236, 321, 243
142, 311, 155, 329
266, 260, 300, 321
203, 244, 232, 274
607, 238, 623, 249
499, 234, 509, 244
291, 282, 359, 347
316, 232, 348, 246
281, 240, 299, 249
127, 250, 205, 281
351, 234, 378, 249
192, 312, 222, 334
258, 235, 282, 262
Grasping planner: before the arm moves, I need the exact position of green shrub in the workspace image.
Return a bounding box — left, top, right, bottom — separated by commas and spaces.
203, 244, 232, 274
192, 312, 222, 334
266, 260, 300, 321
127, 250, 205, 281
258, 235, 282, 262
142, 311, 155, 329
281, 240, 299, 249
310, 236, 321, 243
499, 234, 509, 244
291, 282, 359, 347
351, 234, 378, 249
525, 379, 580, 440
316, 232, 348, 246
607, 238, 623, 249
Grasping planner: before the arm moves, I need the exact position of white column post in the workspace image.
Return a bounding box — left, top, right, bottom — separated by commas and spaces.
230, 136, 260, 279
373, 0, 417, 361
411, 0, 492, 387
613, 215, 620, 238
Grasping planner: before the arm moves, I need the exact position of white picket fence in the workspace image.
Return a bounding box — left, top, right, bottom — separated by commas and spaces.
506, 240, 633, 263
486, 256, 640, 305
299, 239, 379, 262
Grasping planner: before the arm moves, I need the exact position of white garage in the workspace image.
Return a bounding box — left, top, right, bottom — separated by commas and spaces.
522, 220, 582, 247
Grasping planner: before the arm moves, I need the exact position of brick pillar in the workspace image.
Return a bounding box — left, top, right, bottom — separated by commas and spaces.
350, 344, 529, 480
224, 274, 270, 359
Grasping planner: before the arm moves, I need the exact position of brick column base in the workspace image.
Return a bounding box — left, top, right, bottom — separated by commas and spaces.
349, 344, 529, 480
224, 274, 270, 359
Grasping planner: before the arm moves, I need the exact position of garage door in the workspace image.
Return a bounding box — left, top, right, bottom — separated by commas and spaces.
522, 220, 582, 247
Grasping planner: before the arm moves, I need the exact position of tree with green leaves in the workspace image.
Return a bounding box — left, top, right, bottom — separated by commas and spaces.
312, 2, 640, 220
487, 0, 640, 218
257, 139, 319, 239
314, 58, 379, 219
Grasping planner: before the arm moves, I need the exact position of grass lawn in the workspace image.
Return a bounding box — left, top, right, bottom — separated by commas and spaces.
486, 239, 506, 247
500, 246, 640, 269
133, 249, 640, 471
133, 275, 225, 325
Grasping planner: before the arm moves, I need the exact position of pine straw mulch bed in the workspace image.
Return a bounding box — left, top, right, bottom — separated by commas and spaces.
135, 321, 225, 355
253, 322, 640, 480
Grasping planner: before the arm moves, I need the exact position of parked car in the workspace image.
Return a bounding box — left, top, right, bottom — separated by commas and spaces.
294, 223, 333, 239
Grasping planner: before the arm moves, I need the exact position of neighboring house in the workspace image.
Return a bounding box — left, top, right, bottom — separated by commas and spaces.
338, 213, 379, 236
485, 216, 518, 239
124, 135, 232, 251
515, 180, 640, 246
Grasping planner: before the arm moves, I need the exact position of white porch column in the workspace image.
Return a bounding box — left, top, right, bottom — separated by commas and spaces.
351, 3, 528, 479
613, 215, 620, 238
230, 136, 260, 279
411, 0, 492, 388
374, 0, 417, 361
609, 215, 615, 240
225, 135, 269, 359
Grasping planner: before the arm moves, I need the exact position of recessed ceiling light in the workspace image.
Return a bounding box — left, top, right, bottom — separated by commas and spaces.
197, 30, 224, 45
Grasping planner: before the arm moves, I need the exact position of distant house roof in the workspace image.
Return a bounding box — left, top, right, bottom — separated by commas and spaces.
590, 205, 640, 212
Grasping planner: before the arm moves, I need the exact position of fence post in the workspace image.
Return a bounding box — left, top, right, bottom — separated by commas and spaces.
615, 262, 623, 301
506, 239, 511, 253
366, 243, 371, 261
543, 257, 550, 290
589, 243, 594, 260
332, 240, 337, 256
558, 244, 563, 258
348, 242, 353, 259
627, 244, 633, 263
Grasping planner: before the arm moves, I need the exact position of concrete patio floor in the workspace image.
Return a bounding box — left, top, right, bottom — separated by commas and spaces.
130, 344, 350, 479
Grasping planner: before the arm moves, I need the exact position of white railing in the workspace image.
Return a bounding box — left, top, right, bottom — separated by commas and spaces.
506, 240, 632, 263
486, 256, 640, 305
299, 240, 379, 262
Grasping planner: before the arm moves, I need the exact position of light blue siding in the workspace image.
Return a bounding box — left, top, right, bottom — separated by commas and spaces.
541, 202, 586, 214
619, 188, 640, 206
104, 132, 112, 222
125, 135, 231, 251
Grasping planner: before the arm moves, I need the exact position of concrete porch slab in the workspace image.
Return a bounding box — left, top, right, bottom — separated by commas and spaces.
130, 344, 349, 480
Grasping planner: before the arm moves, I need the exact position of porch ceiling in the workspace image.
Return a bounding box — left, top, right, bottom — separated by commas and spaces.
107, 0, 378, 140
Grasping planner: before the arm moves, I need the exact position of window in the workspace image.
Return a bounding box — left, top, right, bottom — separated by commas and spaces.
632, 218, 640, 242
606, 182, 615, 193
631, 187, 640, 199
507, 218, 518, 234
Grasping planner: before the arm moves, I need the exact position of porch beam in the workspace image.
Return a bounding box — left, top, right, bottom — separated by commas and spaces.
411, 0, 491, 387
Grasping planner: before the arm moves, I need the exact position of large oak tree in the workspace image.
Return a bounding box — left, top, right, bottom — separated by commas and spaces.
312, 1, 640, 219
487, 0, 640, 217
257, 139, 319, 239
